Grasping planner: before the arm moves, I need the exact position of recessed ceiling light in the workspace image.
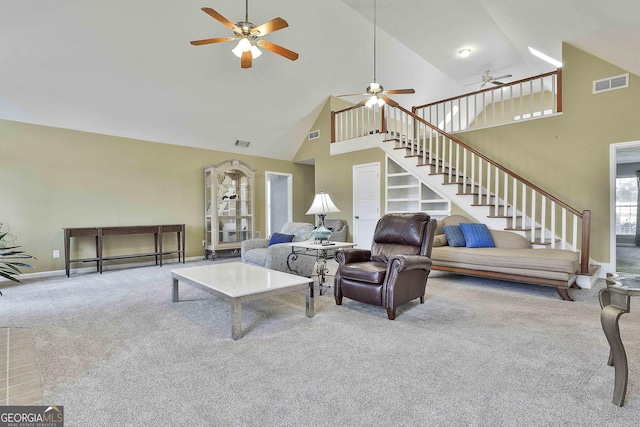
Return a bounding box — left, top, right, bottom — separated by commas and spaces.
459, 48, 471, 58
528, 47, 562, 68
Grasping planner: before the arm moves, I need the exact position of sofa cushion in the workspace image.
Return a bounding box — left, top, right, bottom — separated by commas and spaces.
269, 232, 294, 246
432, 234, 448, 247
431, 247, 579, 274
339, 261, 387, 284
460, 223, 495, 248
443, 224, 466, 247
490, 230, 532, 249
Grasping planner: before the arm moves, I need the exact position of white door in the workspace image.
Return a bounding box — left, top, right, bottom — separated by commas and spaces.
353, 162, 380, 249
265, 172, 292, 237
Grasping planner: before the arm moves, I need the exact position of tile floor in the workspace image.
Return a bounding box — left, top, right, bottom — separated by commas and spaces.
1, 328, 43, 405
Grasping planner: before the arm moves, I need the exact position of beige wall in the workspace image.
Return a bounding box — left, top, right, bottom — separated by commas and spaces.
0, 120, 313, 274
456, 43, 640, 262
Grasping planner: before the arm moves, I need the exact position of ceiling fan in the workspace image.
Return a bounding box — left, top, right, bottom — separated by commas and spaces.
337, 0, 415, 108
190, 1, 299, 69
465, 70, 513, 88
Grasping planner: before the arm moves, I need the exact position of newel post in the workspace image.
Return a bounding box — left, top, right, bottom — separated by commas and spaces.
580, 209, 591, 274
331, 111, 336, 143
380, 106, 386, 135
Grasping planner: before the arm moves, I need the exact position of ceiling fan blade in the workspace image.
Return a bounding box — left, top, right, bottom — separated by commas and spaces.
493, 74, 512, 80
386, 89, 415, 95
190, 37, 235, 46
256, 40, 299, 61
491, 81, 506, 85
201, 7, 237, 31
354, 98, 368, 108
381, 95, 399, 108
463, 81, 481, 87
337, 93, 365, 97
241, 50, 252, 69
252, 17, 288, 36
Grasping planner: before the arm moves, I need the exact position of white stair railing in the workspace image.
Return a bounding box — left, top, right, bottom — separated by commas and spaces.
331, 100, 591, 275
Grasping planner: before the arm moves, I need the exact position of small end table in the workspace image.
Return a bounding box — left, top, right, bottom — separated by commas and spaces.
598, 272, 640, 406
287, 241, 356, 295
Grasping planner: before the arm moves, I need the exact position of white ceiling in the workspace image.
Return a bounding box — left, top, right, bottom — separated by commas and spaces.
1, 0, 639, 161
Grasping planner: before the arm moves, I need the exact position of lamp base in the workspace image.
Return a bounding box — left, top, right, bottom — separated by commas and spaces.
312, 215, 332, 243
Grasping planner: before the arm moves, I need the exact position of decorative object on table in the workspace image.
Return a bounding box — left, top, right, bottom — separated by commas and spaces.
189, 0, 299, 69
305, 192, 340, 243
0, 223, 36, 291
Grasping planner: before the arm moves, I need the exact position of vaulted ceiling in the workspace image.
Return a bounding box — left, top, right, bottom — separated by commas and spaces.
1, 1, 638, 161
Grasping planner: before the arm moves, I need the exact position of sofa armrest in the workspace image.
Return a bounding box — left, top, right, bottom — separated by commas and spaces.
388, 254, 433, 273
335, 248, 372, 266
241, 238, 269, 262
241, 238, 269, 252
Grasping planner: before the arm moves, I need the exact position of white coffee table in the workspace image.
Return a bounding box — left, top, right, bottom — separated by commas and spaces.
172, 263, 314, 340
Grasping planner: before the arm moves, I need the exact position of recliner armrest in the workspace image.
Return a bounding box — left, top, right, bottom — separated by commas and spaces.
388, 254, 433, 272
336, 248, 372, 265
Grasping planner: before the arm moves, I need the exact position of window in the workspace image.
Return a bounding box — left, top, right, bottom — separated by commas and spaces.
616, 177, 637, 235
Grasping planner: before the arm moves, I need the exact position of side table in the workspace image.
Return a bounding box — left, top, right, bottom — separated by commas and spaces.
287, 241, 356, 295
598, 272, 640, 406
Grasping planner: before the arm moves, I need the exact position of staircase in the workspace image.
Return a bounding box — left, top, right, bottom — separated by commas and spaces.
331, 101, 598, 289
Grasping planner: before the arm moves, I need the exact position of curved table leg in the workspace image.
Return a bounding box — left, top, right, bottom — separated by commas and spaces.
286, 251, 300, 275
601, 304, 628, 406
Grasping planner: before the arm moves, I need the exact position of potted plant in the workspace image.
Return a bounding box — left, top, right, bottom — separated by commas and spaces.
0, 223, 36, 292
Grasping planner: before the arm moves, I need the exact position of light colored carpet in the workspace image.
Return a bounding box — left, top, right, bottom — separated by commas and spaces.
2, 261, 640, 426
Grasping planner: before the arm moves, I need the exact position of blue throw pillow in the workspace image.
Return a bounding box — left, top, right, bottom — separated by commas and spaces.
442, 225, 466, 247
459, 223, 495, 248
268, 232, 295, 246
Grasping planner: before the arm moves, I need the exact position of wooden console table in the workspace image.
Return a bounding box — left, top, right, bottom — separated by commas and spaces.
63, 224, 185, 277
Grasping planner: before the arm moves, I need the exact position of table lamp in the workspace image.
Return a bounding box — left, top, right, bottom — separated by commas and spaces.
306, 192, 340, 242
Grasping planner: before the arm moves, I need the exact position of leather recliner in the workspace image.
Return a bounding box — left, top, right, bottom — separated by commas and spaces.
334, 212, 437, 320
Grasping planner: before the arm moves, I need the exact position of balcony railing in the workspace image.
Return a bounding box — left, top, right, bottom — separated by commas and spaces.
412, 69, 562, 133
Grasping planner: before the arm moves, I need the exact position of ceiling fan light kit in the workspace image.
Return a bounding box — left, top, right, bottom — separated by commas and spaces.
190, 1, 298, 69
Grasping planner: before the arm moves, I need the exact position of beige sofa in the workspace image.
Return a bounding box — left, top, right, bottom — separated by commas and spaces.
430, 215, 580, 300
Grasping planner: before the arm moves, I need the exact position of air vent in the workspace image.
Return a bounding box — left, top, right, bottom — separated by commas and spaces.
308, 130, 320, 140
593, 73, 629, 94
235, 139, 250, 148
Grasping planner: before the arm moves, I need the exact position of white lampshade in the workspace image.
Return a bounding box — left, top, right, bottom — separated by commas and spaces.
305, 192, 340, 215
232, 38, 252, 58
249, 44, 262, 59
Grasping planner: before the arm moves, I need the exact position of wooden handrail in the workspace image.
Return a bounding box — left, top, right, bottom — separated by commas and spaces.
412, 69, 561, 111
394, 104, 582, 217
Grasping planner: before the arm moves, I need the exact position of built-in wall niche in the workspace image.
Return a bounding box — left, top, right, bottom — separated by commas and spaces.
385, 157, 451, 219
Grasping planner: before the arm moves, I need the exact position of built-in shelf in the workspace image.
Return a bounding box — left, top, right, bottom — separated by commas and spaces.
386, 157, 451, 219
